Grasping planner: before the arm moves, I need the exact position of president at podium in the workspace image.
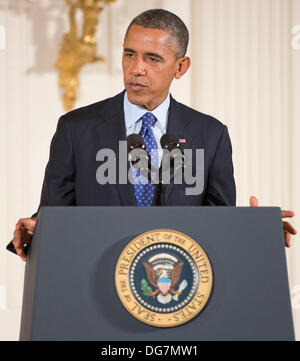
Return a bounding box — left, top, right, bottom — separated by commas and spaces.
7, 8, 296, 261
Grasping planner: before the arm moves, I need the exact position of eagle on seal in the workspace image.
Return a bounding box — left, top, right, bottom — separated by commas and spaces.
143, 262, 183, 299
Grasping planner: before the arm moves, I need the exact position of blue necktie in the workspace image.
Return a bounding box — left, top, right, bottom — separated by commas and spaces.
134, 112, 158, 206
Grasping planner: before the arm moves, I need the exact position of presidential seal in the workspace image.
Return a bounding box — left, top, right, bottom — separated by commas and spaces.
115, 229, 213, 327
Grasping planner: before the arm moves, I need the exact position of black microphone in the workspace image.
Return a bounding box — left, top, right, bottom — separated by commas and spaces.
160, 133, 182, 152
126, 134, 160, 186
126, 134, 151, 181
126, 134, 147, 160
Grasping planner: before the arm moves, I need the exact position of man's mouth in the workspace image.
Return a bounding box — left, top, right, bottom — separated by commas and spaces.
128, 82, 147, 92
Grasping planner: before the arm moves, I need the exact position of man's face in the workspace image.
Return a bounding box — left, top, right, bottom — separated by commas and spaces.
122, 24, 188, 111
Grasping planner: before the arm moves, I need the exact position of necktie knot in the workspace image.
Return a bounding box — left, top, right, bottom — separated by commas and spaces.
141, 112, 156, 130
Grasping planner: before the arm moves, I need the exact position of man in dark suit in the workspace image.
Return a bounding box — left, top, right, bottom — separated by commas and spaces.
8, 9, 296, 260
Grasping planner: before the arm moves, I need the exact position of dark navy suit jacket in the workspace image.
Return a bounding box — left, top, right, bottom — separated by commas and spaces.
7, 90, 236, 253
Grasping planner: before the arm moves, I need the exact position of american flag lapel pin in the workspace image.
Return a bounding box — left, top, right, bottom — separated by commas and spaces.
179, 138, 186, 144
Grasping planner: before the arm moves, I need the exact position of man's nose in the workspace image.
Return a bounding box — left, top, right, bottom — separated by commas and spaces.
130, 58, 146, 76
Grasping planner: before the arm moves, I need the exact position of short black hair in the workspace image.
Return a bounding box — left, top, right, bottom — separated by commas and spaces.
125, 9, 189, 59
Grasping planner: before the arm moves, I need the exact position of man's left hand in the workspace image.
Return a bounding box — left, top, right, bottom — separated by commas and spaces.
250, 196, 297, 248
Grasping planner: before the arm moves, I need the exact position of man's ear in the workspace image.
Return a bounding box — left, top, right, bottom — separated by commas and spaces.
175, 57, 191, 79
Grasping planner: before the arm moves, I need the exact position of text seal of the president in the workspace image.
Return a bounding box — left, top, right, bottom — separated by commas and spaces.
115, 229, 213, 327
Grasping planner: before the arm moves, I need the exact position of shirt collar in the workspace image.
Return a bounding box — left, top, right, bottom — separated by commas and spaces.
123, 91, 170, 132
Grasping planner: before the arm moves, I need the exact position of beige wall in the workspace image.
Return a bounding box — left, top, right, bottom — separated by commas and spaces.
0, 0, 299, 340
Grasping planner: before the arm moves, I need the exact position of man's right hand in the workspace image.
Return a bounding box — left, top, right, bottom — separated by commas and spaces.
12, 218, 37, 261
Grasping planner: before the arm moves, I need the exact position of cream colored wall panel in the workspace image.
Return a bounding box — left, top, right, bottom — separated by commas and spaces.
0, 309, 21, 341
0, 8, 8, 307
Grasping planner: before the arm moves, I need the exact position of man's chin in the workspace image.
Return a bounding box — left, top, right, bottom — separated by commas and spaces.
126, 91, 148, 107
